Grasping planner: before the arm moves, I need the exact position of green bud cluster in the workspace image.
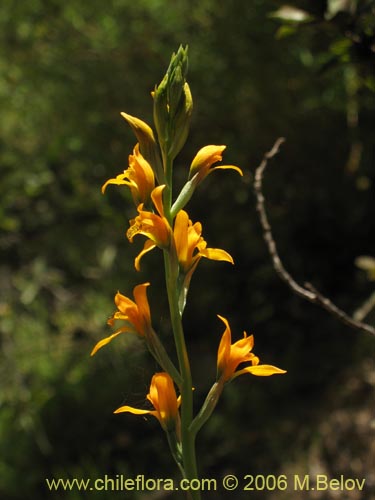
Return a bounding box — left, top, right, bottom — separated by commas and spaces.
153, 45, 193, 162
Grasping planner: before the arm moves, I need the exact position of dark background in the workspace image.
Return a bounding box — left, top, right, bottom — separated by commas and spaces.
0, 1, 374, 499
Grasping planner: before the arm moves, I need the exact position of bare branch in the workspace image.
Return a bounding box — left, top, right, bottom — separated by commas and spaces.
253, 138, 375, 336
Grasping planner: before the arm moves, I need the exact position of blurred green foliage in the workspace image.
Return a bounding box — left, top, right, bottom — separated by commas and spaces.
0, 0, 374, 499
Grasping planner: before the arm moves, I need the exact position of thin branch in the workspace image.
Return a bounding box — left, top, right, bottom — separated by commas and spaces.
253, 138, 375, 336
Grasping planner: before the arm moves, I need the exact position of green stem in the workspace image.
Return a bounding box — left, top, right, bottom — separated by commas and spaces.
190, 381, 224, 438
163, 149, 173, 223
164, 250, 200, 500
170, 173, 199, 218
166, 430, 185, 478
162, 133, 200, 500
146, 327, 182, 387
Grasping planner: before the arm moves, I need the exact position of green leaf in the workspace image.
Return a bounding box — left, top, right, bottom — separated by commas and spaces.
275, 24, 298, 39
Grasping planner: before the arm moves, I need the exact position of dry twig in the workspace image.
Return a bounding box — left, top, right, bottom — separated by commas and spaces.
253, 137, 375, 336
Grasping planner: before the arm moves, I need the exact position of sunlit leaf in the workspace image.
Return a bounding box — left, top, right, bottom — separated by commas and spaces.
270, 6, 313, 23
355, 256, 375, 281
326, 0, 356, 20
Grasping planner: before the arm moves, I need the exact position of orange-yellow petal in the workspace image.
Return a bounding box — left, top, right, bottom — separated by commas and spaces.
132, 283, 151, 328
114, 406, 156, 418
115, 291, 137, 314
90, 329, 128, 356
147, 372, 179, 429
134, 240, 156, 271
120, 113, 156, 146
151, 185, 166, 217
128, 144, 155, 203
210, 165, 243, 176
216, 315, 232, 378
199, 247, 234, 264
127, 208, 170, 248
101, 175, 135, 194
190, 145, 227, 178
173, 210, 190, 267
234, 365, 287, 378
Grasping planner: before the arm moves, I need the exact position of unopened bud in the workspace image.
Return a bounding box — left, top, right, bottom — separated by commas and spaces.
168, 82, 193, 160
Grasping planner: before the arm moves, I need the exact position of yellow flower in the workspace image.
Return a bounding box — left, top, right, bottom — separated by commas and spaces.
114, 372, 181, 432
101, 144, 155, 206
189, 145, 243, 183
174, 209, 233, 279
90, 283, 151, 356
120, 113, 163, 183
216, 315, 286, 383
127, 186, 171, 270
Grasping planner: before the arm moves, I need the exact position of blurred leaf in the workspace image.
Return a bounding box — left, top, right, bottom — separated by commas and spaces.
329, 37, 352, 56
270, 6, 314, 23
326, 0, 356, 20
275, 24, 299, 39
355, 256, 375, 280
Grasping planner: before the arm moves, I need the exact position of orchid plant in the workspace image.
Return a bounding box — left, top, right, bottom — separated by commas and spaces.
91, 46, 286, 499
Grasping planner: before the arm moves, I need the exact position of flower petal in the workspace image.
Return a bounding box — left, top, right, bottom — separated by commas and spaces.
174, 210, 190, 266
235, 365, 287, 378
133, 283, 151, 328
115, 291, 136, 313
189, 145, 226, 179
127, 209, 170, 248
210, 165, 243, 176
151, 185, 166, 217
199, 248, 234, 264
120, 113, 155, 145
147, 373, 179, 431
216, 315, 232, 378
134, 240, 157, 271
101, 176, 135, 194
114, 405, 155, 417
90, 330, 128, 356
